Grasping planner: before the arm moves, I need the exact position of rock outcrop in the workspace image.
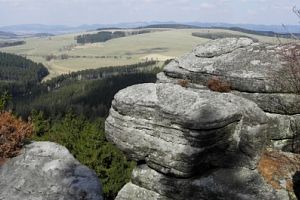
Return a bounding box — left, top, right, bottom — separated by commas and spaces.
0, 142, 103, 200
105, 38, 300, 199
157, 38, 300, 153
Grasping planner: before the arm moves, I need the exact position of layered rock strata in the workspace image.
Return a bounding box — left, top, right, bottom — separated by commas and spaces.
106, 38, 300, 199
157, 38, 300, 152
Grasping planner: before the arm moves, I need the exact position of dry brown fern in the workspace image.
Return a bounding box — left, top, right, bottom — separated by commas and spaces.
0, 112, 33, 164
207, 76, 231, 92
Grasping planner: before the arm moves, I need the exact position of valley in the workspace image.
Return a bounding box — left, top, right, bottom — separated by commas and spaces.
0, 28, 294, 80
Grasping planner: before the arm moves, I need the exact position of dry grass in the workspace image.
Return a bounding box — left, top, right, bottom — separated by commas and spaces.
178, 79, 190, 88
207, 76, 231, 92
0, 28, 295, 79
0, 112, 33, 165
258, 150, 300, 192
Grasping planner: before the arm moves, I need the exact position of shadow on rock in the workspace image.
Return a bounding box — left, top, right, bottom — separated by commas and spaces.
294, 171, 300, 199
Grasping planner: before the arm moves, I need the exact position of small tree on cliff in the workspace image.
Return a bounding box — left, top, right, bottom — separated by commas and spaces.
271, 6, 300, 94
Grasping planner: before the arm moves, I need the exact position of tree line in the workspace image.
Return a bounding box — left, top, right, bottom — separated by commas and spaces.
76, 30, 151, 44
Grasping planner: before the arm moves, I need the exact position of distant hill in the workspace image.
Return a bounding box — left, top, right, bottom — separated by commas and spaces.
33, 33, 55, 37
140, 24, 299, 39
1, 22, 300, 35
225, 27, 300, 38
0, 31, 17, 38
139, 24, 199, 29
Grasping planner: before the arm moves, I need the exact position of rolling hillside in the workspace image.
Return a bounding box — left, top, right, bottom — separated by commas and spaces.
0, 28, 294, 79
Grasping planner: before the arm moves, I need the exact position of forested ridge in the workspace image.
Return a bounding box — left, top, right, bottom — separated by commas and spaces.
0, 41, 25, 48
0, 52, 48, 82
76, 30, 151, 44
0, 55, 163, 199
0, 52, 49, 97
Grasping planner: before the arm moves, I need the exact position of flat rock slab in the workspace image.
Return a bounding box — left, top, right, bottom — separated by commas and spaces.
106, 83, 268, 177
0, 142, 103, 200
158, 38, 300, 114
161, 38, 290, 93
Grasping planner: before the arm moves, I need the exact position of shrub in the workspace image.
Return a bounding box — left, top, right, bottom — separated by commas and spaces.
207, 76, 231, 92
0, 112, 33, 164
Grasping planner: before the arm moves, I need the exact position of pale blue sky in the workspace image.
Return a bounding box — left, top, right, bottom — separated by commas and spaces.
0, 0, 299, 26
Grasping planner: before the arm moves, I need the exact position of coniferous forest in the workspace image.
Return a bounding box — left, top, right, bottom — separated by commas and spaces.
0, 52, 162, 199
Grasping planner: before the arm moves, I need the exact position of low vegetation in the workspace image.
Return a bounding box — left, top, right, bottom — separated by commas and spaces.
0, 112, 33, 165
207, 76, 231, 92
178, 79, 190, 88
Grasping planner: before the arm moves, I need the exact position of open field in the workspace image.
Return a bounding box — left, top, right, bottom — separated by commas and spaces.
0, 28, 294, 79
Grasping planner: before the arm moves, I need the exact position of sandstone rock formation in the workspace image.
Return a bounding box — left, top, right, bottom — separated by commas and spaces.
157, 37, 300, 152
0, 142, 103, 200
105, 38, 300, 199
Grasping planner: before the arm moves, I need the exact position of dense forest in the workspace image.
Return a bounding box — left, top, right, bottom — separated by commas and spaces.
0, 52, 49, 96
0, 52, 48, 82
76, 30, 151, 44
10, 60, 160, 118
0, 41, 25, 48
0, 55, 162, 199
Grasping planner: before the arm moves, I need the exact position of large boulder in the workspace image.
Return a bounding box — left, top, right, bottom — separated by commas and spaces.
0, 142, 103, 200
106, 38, 300, 200
157, 38, 300, 114
117, 165, 287, 200
106, 83, 268, 177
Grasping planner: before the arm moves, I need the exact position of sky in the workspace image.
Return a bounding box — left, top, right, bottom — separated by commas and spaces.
0, 0, 299, 26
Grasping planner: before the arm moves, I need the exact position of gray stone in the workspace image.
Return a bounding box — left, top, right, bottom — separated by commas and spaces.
115, 182, 171, 200
126, 165, 286, 200
233, 91, 300, 115
162, 39, 285, 93
266, 113, 300, 153
106, 38, 300, 200
106, 83, 268, 177
0, 142, 103, 200
157, 38, 300, 114
193, 37, 254, 58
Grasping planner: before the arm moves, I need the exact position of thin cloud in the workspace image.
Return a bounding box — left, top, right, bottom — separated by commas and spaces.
0, 0, 298, 26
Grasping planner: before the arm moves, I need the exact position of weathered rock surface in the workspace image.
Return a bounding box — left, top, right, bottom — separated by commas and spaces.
258, 150, 300, 199
119, 165, 287, 200
106, 38, 300, 200
0, 142, 103, 200
106, 83, 268, 177
267, 113, 300, 153
161, 38, 284, 93
157, 38, 300, 114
